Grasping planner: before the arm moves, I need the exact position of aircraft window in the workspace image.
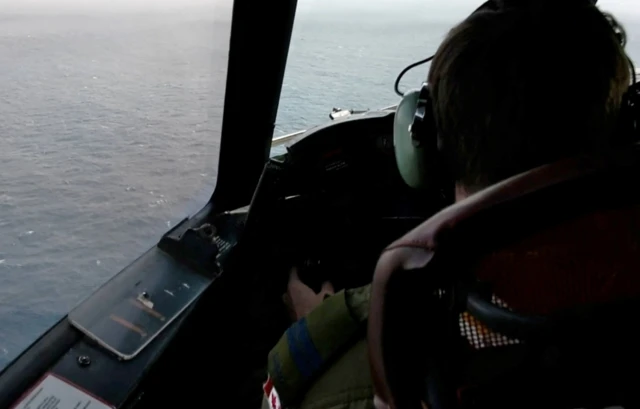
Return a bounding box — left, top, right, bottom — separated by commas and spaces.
271, 0, 640, 156
0, 0, 231, 369
271, 0, 476, 156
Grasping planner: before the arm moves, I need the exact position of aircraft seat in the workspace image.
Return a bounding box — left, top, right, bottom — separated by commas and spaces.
368, 146, 640, 409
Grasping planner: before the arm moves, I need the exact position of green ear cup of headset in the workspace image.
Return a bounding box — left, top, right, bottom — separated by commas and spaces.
394, 89, 429, 189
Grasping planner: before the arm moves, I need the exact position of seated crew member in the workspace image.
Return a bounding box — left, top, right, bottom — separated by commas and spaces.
262, 2, 633, 408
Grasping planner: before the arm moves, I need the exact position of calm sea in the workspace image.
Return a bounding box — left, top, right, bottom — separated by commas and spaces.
0, 6, 639, 369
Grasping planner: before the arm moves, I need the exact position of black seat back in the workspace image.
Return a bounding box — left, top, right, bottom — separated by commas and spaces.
368, 147, 640, 409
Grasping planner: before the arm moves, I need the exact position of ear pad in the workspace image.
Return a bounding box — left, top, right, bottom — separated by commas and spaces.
618, 81, 640, 145
394, 89, 430, 189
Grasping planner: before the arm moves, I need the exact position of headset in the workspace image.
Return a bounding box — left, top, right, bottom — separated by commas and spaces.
393, 0, 640, 199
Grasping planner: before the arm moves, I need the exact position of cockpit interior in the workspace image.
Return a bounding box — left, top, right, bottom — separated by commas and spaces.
3, 0, 640, 409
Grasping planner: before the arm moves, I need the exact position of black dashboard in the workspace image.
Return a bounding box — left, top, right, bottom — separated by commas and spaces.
234, 109, 444, 328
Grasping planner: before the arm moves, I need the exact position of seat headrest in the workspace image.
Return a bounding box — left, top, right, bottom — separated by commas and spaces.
368, 146, 640, 409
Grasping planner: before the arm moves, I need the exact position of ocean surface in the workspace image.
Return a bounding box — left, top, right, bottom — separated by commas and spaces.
0, 5, 639, 369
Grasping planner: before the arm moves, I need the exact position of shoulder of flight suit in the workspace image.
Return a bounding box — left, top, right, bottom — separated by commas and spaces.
265, 284, 372, 408
297, 338, 374, 409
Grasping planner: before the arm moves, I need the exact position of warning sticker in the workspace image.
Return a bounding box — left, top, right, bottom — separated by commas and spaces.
11, 373, 114, 409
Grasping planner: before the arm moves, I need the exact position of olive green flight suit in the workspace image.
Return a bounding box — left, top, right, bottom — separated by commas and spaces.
262, 284, 372, 409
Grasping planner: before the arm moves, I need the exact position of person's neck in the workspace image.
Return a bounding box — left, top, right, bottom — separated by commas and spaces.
455, 184, 470, 202
454, 183, 487, 202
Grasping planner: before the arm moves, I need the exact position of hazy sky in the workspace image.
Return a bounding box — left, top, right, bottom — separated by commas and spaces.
0, 0, 225, 13
0, 0, 637, 19
296, 0, 640, 19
